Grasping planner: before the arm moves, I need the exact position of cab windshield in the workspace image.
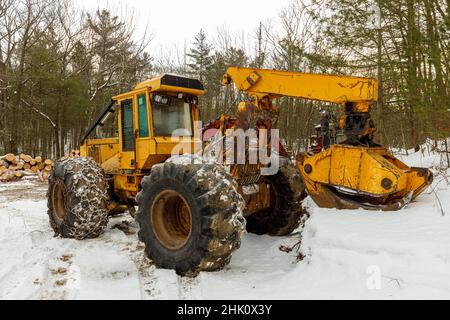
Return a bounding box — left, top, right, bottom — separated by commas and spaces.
152, 94, 193, 137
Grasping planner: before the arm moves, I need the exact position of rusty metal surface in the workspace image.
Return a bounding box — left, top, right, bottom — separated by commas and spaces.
307, 182, 411, 211
235, 100, 279, 132
230, 163, 262, 186
241, 181, 272, 216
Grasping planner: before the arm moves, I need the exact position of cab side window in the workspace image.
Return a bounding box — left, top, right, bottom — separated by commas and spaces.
137, 94, 150, 137
121, 99, 135, 151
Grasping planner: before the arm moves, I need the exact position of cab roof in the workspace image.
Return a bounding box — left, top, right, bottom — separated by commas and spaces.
134, 74, 205, 95
113, 74, 205, 101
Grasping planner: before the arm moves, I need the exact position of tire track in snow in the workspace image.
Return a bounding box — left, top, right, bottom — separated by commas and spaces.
177, 275, 202, 300
37, 251, 80, 300
107, 217, 163, 299
126, 243, 162, 299
0, 199, 53, 299
0, 182, 78, 300
0, 238, 76, 299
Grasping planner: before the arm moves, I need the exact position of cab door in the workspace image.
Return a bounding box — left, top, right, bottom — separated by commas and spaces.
119, 97, 136, 170
135, 92, 157, 169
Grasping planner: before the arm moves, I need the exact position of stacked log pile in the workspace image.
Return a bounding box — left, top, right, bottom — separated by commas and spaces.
0, 153, 54, 182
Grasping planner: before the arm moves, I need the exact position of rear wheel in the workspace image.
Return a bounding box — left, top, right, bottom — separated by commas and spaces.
151, 189, 193, 250
136, 158, 246, 276
47, 157, 109, 239
245, 157, 307, 236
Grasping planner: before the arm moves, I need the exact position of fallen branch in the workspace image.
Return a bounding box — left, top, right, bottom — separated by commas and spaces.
20, 98, 57, 128
433, 189, 446, 217
383, 275, 403, 288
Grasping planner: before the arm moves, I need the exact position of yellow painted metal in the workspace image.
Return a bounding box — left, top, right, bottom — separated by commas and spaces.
80, 143, 87, 156
135, 137, 156, 169
117, 97, 135, 170
297, 145, 432, 207
113, 174, 143, 198
80, 138, 119, 163
135, 92, 154, 169
154, 137, 202, 155
114, 87, 202, 172
81, 74, 204, 202
224, 67, 377, 108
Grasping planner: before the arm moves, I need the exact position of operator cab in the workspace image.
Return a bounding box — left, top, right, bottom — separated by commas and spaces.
118, 73, 204, 141
79, 74, 205, 173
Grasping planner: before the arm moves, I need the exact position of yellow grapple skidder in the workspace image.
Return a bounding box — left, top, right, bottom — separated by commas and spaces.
46, 69, 432, 277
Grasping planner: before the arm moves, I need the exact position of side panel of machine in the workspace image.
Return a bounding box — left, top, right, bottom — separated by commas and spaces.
80, 138, 119, 165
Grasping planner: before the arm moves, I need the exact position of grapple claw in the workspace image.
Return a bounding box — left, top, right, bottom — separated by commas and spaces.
297, 145, 432, 211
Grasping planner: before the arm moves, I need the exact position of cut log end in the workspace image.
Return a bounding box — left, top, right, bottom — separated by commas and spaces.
0, 153, 52, 182
4, 154, 16, 163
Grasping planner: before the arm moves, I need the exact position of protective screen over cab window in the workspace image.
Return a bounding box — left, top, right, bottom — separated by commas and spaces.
152, 96, 193, 137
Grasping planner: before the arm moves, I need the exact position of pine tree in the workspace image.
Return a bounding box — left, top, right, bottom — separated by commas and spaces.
187, 29, 213, 82
86, 9, 152, 128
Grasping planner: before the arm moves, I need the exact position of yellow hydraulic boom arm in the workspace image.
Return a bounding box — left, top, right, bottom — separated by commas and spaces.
223, 67, 378, 113
223, 67, 379, 145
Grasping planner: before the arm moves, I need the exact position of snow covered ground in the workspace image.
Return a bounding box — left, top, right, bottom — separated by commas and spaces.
0, 149, 449, 300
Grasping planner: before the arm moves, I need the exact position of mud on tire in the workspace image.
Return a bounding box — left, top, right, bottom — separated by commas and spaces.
136, 158, 246, 276
245, 157, 307, 236
47, 157, 109, 239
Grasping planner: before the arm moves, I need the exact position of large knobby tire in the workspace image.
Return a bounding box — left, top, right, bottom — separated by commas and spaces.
136, 158, 246, 276
47, 157, 109, 240
245, 157, 307, 236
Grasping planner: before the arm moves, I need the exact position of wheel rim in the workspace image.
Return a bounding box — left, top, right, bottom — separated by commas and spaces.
151, 190, 193, 250
252, 181, 278, 219
52, 180, 67, 222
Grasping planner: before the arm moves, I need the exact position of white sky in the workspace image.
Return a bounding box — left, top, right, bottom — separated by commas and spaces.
76, 0, 293, 51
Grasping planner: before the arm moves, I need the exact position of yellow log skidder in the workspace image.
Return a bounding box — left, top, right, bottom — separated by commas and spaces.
46, 68, 432, 276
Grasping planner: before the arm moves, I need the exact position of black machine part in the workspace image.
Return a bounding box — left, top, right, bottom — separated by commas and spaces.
343, 112, 378, 147
80, 100, 116, 144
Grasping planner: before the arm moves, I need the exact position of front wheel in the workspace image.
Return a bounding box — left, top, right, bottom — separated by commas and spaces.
136, 158, 246, 276
47, 157, 109, 239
